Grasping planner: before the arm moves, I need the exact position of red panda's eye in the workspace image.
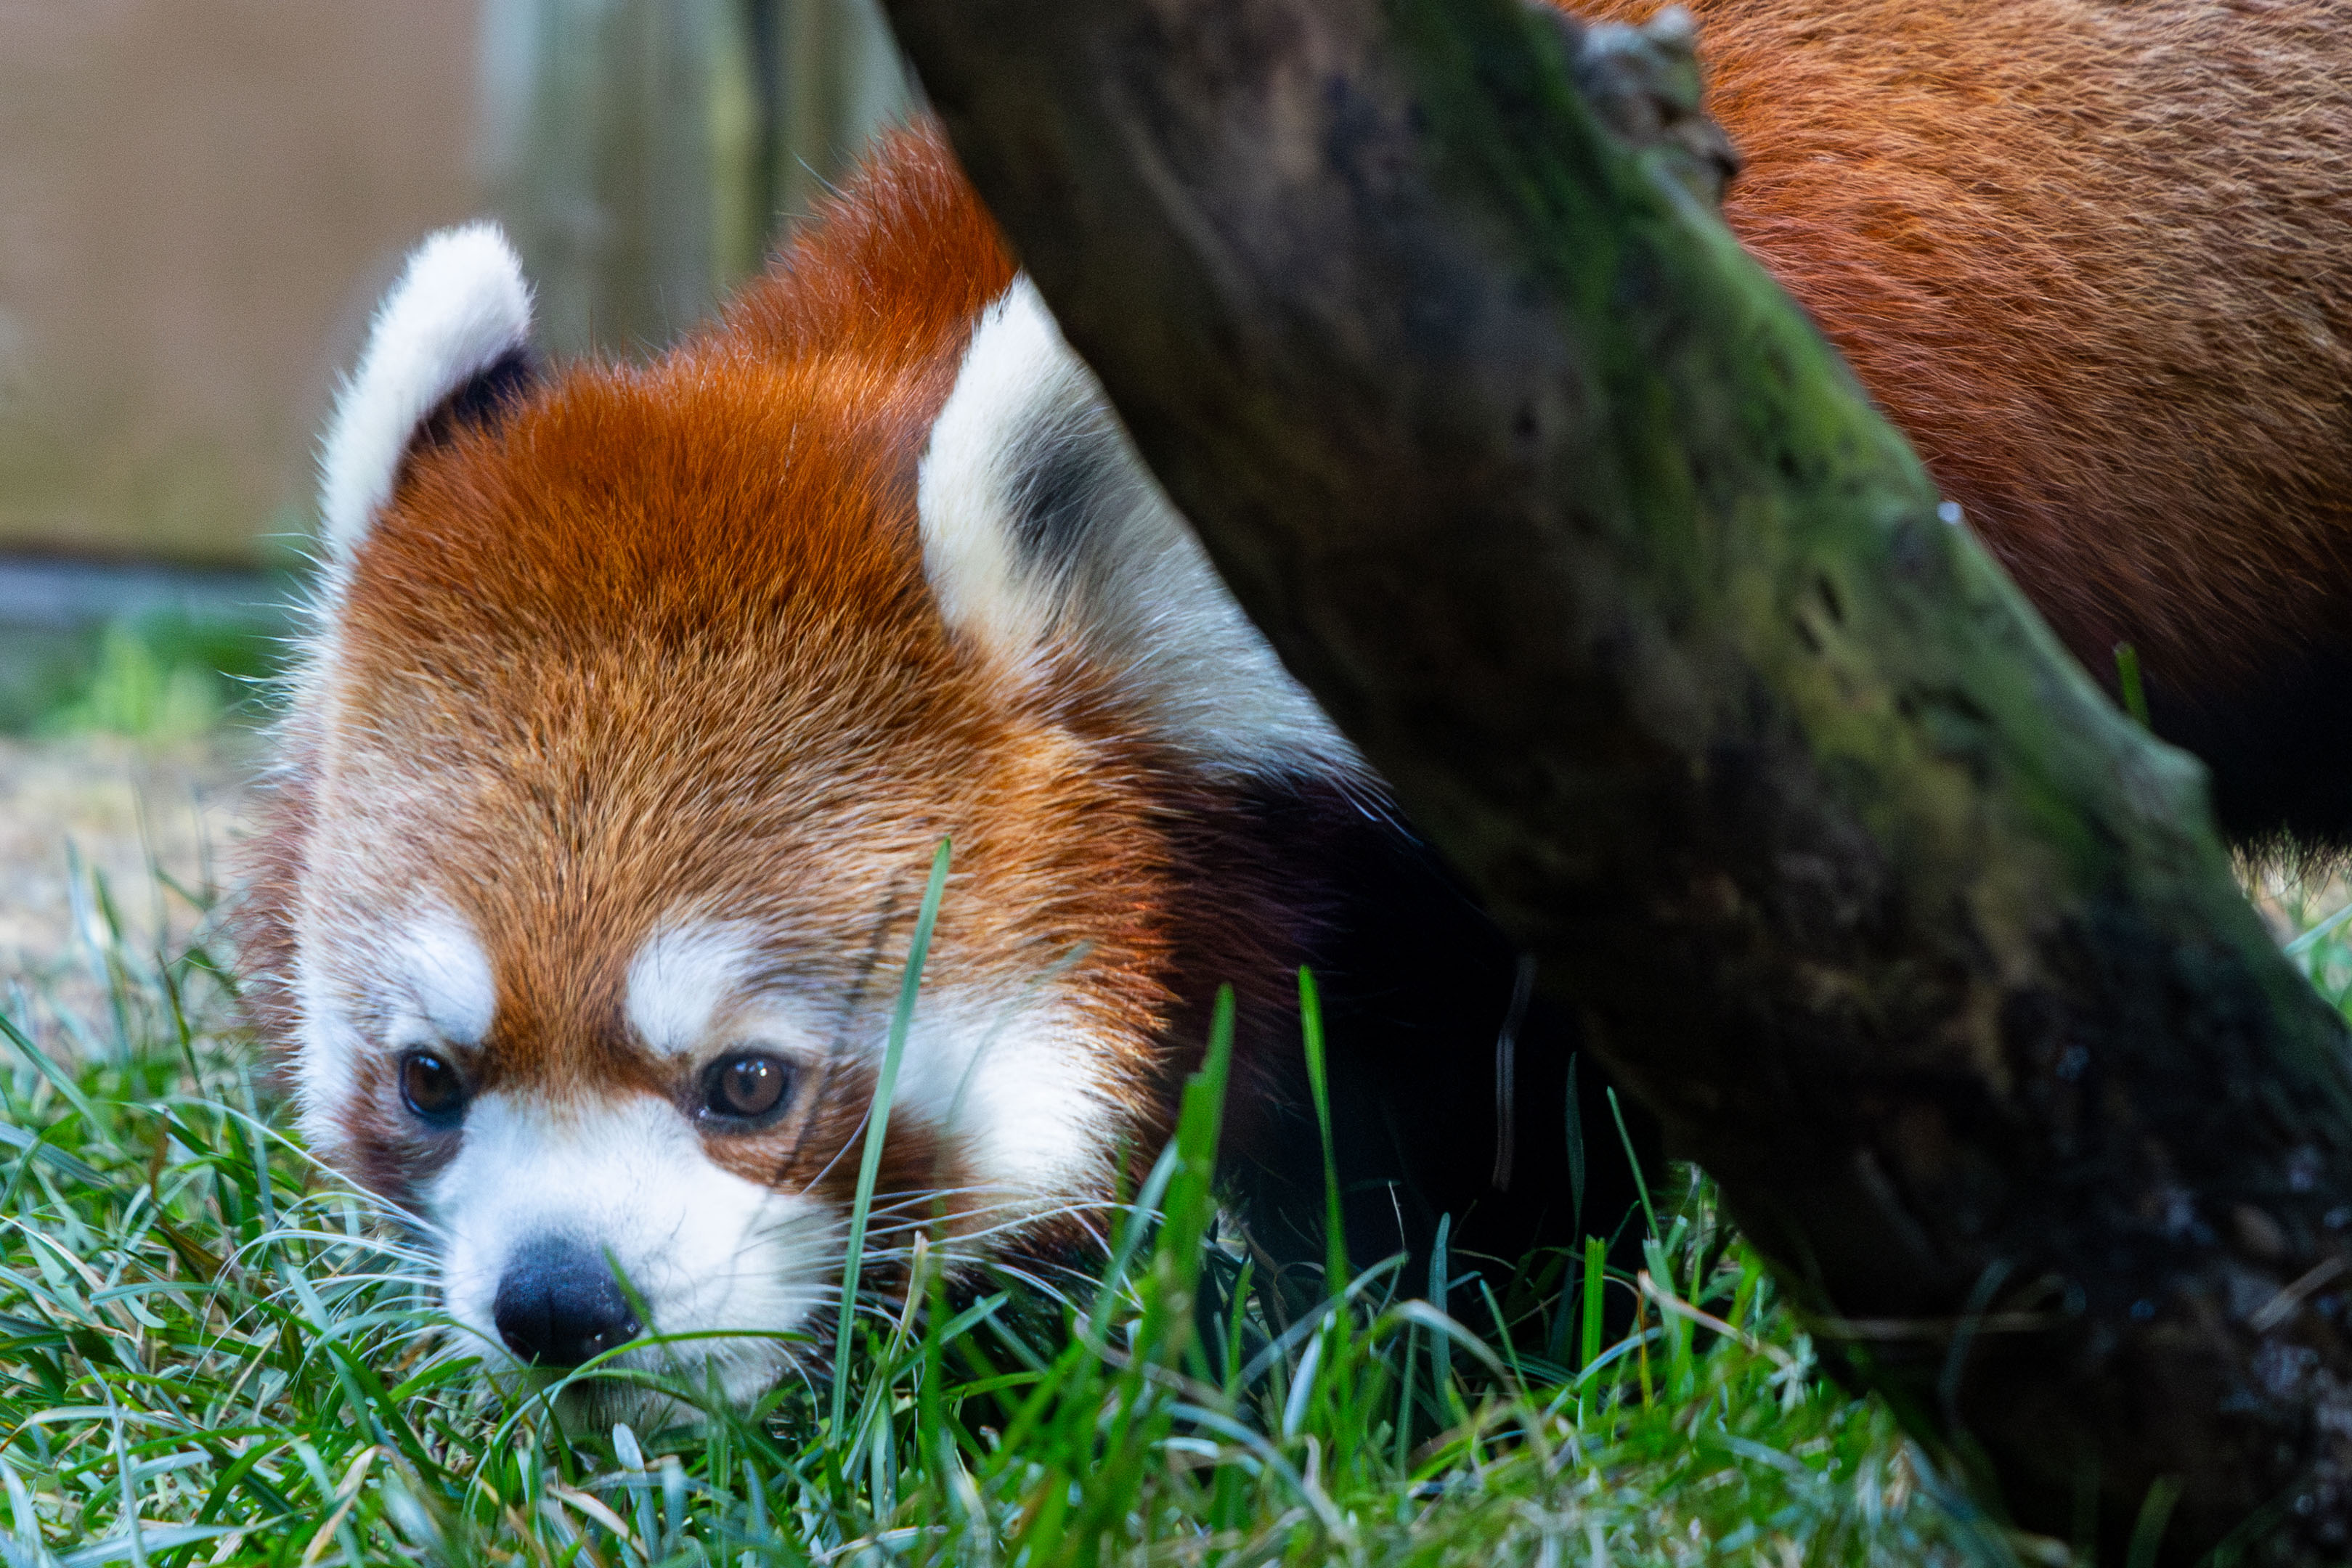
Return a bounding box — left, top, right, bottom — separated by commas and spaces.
399, 1050, 468, 1125
704, 1053, 792, 1122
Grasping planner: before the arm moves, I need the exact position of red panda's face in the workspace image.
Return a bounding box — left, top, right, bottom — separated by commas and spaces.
243, 150, 1362, 1408
290, 349, 1179, 1404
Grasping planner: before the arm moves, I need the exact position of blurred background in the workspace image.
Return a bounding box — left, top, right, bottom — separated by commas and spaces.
0, 0, 912, 983
0, 0, 912, 722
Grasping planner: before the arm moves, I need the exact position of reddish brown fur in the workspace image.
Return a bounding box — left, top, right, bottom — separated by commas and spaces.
1579, 0, 2352, 688
245, 130, 1322, 1238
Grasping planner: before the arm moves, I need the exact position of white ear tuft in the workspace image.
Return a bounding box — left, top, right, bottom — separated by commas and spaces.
919, 279, 1365, 784
319, 222, 533, 570
917, 279, 1098, 669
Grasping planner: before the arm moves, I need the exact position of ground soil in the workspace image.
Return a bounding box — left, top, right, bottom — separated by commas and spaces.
0, 730, 256, 1026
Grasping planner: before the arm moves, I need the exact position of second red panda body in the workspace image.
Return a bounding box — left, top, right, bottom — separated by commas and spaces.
1593, 0, 2352, 837
238, 0, 2351, 1405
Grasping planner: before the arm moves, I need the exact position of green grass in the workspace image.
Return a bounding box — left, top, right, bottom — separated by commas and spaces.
1, 612, 282, 740
44, 820, 2352, 1563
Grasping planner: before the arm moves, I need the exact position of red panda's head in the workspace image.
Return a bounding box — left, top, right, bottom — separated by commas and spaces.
238, 131, 1367, 1408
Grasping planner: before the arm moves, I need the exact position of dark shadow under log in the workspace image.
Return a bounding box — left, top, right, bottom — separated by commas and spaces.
876, 0, 2352, 1559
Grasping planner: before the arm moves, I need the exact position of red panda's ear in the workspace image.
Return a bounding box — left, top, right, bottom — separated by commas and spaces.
917, 279, 1367, 785
317, 223, 535, 598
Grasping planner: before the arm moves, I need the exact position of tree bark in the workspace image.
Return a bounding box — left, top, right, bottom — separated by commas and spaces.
876, 0, 2352, 1559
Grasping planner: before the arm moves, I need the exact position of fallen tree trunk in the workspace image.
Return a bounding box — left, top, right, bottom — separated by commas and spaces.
878, 0, 2352, 1559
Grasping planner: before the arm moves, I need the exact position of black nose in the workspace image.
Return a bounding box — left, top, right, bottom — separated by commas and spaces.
492, 1237, 642, 1368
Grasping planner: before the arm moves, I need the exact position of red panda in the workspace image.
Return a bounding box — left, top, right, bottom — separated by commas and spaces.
240, 131, 1639, 1401
1580, 0, 2352, 841
237, 0, 2349, 1402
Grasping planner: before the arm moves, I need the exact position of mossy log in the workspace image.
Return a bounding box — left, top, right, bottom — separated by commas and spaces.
876, 0, 2352, 1559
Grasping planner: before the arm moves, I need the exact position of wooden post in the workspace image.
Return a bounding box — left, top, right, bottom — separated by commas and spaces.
479, 0, 911, 356
746, 0, 916, 250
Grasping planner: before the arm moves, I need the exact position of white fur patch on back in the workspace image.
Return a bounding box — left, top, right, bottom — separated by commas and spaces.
624, 923, 763, 1058
318, 222, 532, 576
918, 278, 1365, 783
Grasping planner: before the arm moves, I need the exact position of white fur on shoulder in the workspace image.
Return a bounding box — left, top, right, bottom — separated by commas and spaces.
919, 279, 1364, 783
319, 222, 532, 571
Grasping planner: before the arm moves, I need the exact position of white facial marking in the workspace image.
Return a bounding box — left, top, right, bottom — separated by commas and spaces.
291, 938, 365, 1156
625, 923, 764, 1058
908, 992, 1118, 1199
620, 919, 1112, 1197
391, 906, 497, 1046
919, 277, 1367, 783
434, 1093, 835, 1406
289, 902, 495, 1156
405, 941, 1125, 1410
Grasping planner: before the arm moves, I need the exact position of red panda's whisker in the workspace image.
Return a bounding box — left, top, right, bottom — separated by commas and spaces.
242, 19, 2352, 1402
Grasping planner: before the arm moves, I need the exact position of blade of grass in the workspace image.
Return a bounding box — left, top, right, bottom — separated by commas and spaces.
2285, 901, 2352, 957
2113, 642, 2151, 729
1490, 955, 1533, 1191
0, 1011, 113, 1156
1607, 1087, 1656, 1240
1426, 1212, 1452, 1421
1580, 1236, 1606, 1373
1297, 968, 1348, 1297
830, 836, 953, 1435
